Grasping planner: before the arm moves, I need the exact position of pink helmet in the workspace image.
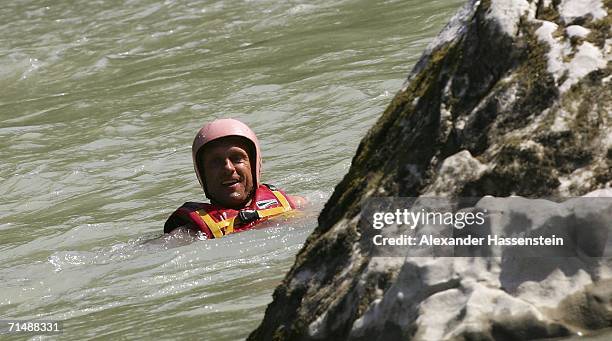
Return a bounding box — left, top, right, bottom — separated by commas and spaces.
192, 118, 262, 198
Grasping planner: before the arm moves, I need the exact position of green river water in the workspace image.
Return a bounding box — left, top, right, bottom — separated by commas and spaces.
1, 0, 463, 339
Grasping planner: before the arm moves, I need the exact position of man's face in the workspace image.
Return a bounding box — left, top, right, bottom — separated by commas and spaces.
200, 136, 255, 209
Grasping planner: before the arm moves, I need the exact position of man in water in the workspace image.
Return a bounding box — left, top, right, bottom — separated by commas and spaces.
164, 118, 306, 238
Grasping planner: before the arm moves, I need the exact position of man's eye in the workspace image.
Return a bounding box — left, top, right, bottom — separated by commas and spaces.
231, 156, 246, 163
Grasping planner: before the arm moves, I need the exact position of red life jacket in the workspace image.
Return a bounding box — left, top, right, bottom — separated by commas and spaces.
164, 184, 296, 238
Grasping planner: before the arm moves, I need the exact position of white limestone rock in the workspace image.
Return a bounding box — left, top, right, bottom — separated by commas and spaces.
424, 150, 488, 196
537, 20, 607, 93
347, 192, 612, 340
566, 25, 591, 38
559, 0, 607, 24
485, 0, 532, 36
562, 42, 607, 92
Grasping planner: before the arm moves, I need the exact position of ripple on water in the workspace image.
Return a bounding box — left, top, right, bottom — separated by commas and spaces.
16, 215, 318, 326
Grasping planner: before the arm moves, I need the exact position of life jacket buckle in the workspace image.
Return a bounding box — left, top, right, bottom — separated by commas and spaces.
238, 210, 260, 224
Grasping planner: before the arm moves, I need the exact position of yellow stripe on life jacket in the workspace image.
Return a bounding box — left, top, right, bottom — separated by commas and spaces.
196, 210, 224, 238
257, 190, 293, 218
273, 190, 292, 211
197, 190, 293, 238
225, 217, 235, 234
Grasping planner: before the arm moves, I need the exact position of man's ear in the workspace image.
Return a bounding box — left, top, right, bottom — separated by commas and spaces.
196, 150, 210, 195
245, 140, 258, 184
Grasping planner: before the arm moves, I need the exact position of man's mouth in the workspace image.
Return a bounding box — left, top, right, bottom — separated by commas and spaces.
222, 179, 240, 186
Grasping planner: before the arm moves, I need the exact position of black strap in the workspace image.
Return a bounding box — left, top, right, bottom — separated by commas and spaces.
263, 183, 278, 191
237, 210, 261, 225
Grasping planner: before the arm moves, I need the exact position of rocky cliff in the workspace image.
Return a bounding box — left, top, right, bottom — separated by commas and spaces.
249, 0, 611, 340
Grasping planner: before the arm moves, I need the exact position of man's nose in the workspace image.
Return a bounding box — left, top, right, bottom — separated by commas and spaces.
222, 158, 236, 172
